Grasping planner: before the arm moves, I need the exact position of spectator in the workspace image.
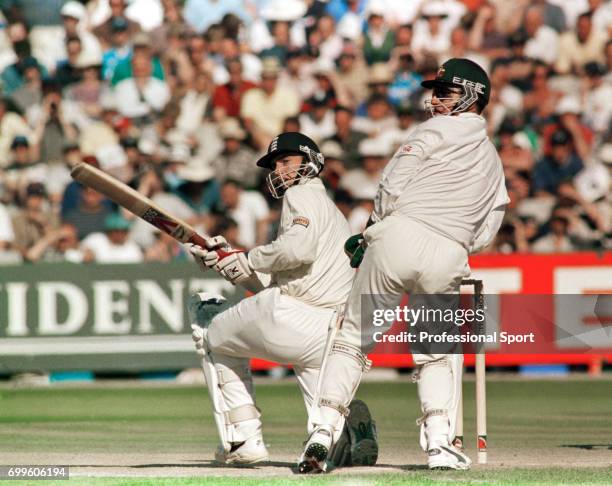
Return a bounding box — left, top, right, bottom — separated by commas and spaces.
30, 82, 78, 164
63, 184, 114, 239
523, 5, 560, 65
0, 201, 22, 264
59, 1, 102, 68
144, 229, 186, 262
582, 62, 612, 135
11, 182, 60, 257
467, 3, 509, 59
176, 67, 213, 135
26, 222, 91, 263
556, 11, 608, 75
352, 93, 397, 138
53, 35, 83, 88
379, 104, 418, 151
93, 0, 141, 49
3, 136, 45, 202
313, 14, 343, 63
411, 2, 453, 62
2, 42, 43, 95
113, 49, 170, 123
299, 97, 336, 143
279, 48, 317, 100
219, 179, 270, 249
183, 0, 249, 34
100, 17, 133, 81
388, 53, 423, 107
240, 57, 301, 149
213, 117, 259, 189
340, 137, 388, 201
532, 208, 577, 253
333, 44, 369, 109
9, 55, 43, 112
111, 32, 165, 87
81, 212, 143, 263
362, 3, 395, 65
174, 161, 221, 214
212, 58, 256, 119
66, 54, 105, 121
533, 130, 584, 197
0, 97, 32, 168
324, 105, 366, 169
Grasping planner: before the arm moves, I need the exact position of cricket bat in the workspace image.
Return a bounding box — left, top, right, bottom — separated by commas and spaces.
70, 162, 228, 256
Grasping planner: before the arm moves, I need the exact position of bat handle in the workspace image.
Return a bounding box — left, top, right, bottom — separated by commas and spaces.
188, 233, 235, 260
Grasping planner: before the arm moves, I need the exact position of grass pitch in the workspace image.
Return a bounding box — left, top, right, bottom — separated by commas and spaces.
0, 378, 611, 485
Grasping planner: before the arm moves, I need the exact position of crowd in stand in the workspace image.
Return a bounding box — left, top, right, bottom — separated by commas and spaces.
0, 0, 610, 265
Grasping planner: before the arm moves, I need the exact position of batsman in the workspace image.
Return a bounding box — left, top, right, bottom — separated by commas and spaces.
299, 59, 509, 472
187, 133, 378, 467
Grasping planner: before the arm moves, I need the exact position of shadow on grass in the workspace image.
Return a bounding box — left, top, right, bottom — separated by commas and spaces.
560, 444, 612, 450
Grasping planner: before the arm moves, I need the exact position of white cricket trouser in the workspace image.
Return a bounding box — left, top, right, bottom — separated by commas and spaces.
207, 287, 337, 439
311, 216, 470, 450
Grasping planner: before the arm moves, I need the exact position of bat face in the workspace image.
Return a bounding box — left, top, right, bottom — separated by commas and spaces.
141, 207, 189, 242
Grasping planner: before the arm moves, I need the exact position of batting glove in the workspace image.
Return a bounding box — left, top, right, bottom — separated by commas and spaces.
214, 250, 254, 285
344, 233, 367, 268
190, 324, 206, 357
186, 236, 231, 272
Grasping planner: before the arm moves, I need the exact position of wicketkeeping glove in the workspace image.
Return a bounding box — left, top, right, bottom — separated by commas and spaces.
344, 233, 367, 268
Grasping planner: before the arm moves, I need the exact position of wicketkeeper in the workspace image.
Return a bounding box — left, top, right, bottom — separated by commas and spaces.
299, 58, 509, 472
187, 132, 378, 467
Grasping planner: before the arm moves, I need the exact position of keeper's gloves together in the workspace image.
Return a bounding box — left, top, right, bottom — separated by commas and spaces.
344, 233, 367, 268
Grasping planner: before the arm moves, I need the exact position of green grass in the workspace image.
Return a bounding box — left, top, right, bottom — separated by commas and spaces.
1, 379, 611, 484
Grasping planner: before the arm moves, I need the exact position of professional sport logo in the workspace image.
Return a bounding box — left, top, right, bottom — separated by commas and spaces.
436, 66, 445, 78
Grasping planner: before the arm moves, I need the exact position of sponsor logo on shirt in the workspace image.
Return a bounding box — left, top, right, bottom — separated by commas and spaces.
292, 216, 310, 228
398, 144, 413, 154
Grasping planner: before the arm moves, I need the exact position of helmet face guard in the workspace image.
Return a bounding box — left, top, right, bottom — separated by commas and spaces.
266, 145, 323, 199
424, 82, 480, 117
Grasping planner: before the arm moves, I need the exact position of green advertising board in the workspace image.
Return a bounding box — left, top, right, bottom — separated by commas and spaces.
0, 262, 246, 373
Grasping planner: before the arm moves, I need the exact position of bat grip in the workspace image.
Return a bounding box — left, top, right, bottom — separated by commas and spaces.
188, 233, 235, 260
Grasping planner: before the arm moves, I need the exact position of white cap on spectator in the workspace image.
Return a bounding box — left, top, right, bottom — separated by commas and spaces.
350, 184, 378, 201
597, 143, 612, 165
96, 144, 128, 171
219, 118, 247, 140
555, 95, 582, 115
368, 63, 393, 85
177, 162, 215, 182
170, 144, 191, 163
260, 0, 307, 21
76, 51, 102, 69
61, 1, 86, 20
358, 138, 390, 158
313, 57, 335, 77
422, 1, 450, 18
575, 163, 610, 202
320, 140, 344, 160
366, 0, 386, 18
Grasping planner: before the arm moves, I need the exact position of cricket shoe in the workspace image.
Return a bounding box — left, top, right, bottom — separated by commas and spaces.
427, 443, 472, 470
297, 426, 333, 473
215, 436, 269, 465
329, 399, 378, 468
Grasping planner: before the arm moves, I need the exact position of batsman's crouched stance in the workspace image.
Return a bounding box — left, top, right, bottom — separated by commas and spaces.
186, 133, 378, 468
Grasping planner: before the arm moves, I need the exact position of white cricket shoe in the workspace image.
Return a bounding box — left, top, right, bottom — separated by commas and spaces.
215, 436, 269, 465
297, 426, 334, 473
427, 443, 472, 470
